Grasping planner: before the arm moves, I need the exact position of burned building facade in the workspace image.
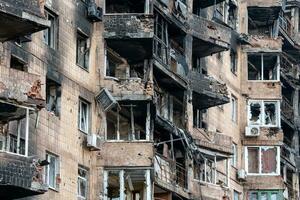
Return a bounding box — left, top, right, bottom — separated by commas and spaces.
0, 0, 300, 199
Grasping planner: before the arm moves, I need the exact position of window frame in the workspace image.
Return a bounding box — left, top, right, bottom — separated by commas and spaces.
245, 146, 280, 176
194, 155, 217, 184
230, 49, 237, 74
247, 100, 281, 127
77, 166, 89, 200
103, 169, 151, 200
247, 53, 280, 82
43, 7, 58, 49
46, 78, 62, 117
76, 31, 90, 70
45, 152, 60, 190
248, 190, 283, 199
78, 98, 91, 134
231, 143, 238, 168
231, 95, 237, 123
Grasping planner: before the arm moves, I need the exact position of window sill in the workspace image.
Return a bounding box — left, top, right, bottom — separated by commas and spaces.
49, 186, 59, 192
246, 173, 280, 176
104, 76, 119, 81
46, 111, 60, 119
105, 140, 152, 143
76, 64, 89, 72
247, 80, 280, 83
78, 129, 89, 135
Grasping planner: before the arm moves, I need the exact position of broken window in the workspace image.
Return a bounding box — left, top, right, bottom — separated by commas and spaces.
76, 31, 89, 70
228, 2, 238, 30
105, 47, 129, 79
106, 104, 149, 141
248, 54, 280, 81
231, 95, 237, 123
194, 156, 216, 184
0, 104, 32, 156
10, 55, 27, 71
234, 191, 240, 200
105, 0, 150, 14
78, 98, 90, 133
248, 100, 280, 127
154, 15, 169, 66
246, 146, 279, 175
78, 166, 88, 200
193, 108, 207, 129
104, 169, 151, 200
46, 78, 61, 117
248, 191, 282, 200
43, 8, 57, 49
230, 50, 237, 74
45, 152, 60, 190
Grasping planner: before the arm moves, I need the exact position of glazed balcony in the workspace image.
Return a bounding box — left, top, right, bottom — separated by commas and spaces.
189, 15, 231, 57
103, 14, 154, 63
0, 0, 49, 42
0, 153, 48, 199
189, 71, 229, 109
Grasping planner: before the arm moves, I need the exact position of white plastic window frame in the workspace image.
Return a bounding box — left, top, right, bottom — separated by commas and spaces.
247, 100, 281, 127
247, 53, 280, 82
78, 98, 90, 134
77, 166, 89, 200
103, 169, 151, 200
45, 152, 60, 190
244, 146, 280, 176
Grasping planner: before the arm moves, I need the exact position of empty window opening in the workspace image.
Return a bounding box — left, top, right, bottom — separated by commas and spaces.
193, 108, 207, 129
46, 78, 61, 117
78, 99, 90, 133
194, 156, 216, 184
10, 55, 27, 71
231, 96, 237, 123
105, 48, 130, 79
248, 54, 279, 81
106, 104, 149, 141
248, 15, 277, 37
76, 32, 89, 70
43, 8, 57, 49
105, 0, 149, 14
246, 146, 279, 175
78, 166, 89, 200
248, 100, 279, 127
104, 169, 151, 200
230, 50, 237, 74
45, 152, 60, 190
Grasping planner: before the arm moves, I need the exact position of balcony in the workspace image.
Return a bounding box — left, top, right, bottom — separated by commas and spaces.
154, 153, 189, 198
189, 15, 231, 57
191, 128, 233, 155
189, 71, 229, 109
0, 153, 48, 199
281, 96, 294, 123
153, 36, 188, 90
0, 66, 45, 109
103, 14, 154, 63
0, 0, 50, 42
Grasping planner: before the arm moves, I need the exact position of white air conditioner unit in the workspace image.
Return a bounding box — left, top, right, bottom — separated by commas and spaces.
87, 133, 101, 150
237, 169, 247, 181
245, 126, 260, 137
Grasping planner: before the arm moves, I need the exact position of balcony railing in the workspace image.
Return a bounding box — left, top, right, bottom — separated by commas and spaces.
153, 36, 188, 77
279, 13, 294, 37
281, 96, 294, 122
154, 153, 187, 189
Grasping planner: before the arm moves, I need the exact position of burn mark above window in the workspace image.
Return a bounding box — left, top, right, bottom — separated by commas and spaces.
105, 0, 149, 14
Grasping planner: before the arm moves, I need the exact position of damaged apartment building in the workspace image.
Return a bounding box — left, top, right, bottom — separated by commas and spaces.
1, 0, 300, 200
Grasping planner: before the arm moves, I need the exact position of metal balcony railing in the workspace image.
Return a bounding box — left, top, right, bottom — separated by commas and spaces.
279, 13, 294, 37
154, 153, 188, 189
